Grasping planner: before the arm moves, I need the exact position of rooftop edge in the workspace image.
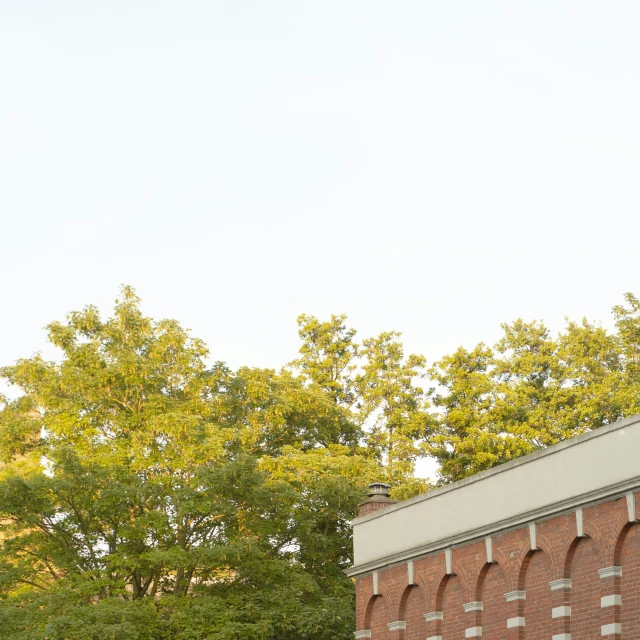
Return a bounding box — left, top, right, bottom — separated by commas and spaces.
352, 412, 640, 527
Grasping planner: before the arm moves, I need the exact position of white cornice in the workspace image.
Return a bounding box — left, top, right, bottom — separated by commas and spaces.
346, 477, 640, 577
549, 578, 572, 591
387, 621, 406, 631
599, 566, 622, 579
424, 611, 444, 622
353, 414, 640, 527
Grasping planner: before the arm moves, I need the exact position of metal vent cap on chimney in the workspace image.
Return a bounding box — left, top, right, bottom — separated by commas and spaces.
357, 482, 397, 517
367, 482, 392, 499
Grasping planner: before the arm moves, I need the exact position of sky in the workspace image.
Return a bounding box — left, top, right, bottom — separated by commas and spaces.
2, 2, 640, 396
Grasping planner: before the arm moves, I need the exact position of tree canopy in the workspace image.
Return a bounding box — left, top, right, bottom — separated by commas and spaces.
0, 289, 377, 639
2, 288, 640, 638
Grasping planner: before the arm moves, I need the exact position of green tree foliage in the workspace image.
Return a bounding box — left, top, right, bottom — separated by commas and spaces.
0, 288, 378, 640
428, 296, 640, 483
357, 333, 432, 485
427, 343, 518, 482
289, 316, 433, 495
5, 288, 640, 638
289, 314, 359, 409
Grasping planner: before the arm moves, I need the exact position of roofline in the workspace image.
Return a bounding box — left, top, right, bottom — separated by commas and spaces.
347, 414, 640, 577
352, 413, 640, 528
346, 474, 640, 577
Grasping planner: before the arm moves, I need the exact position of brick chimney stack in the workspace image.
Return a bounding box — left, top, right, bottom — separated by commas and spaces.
358, 482, 397, 517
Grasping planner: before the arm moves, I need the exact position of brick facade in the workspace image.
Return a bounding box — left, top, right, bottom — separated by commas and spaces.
354, 492, 640, 639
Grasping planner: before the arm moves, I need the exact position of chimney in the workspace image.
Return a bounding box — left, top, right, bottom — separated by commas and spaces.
358, 482, 398, 517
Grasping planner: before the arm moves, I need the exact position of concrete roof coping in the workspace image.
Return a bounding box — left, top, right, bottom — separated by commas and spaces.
352, 413, 640, 526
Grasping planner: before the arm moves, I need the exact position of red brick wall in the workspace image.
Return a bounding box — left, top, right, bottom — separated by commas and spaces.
355, 492, 640, 639
401, 585, 426, 640
523, 549, 554, 639
570, 536, 600, 639
620, 523, 640, 636
368, 595, 388, 639
440, 574, 465, 640
359, 500, 397, 517
480, 563, 507, 639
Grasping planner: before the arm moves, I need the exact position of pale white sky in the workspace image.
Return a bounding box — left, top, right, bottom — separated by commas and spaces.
2, 1, 640, 386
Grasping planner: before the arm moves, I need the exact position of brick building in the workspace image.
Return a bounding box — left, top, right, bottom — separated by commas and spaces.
348, 413, 640, 639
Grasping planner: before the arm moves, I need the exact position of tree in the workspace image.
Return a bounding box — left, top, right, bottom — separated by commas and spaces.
429, 319, 614, 484
357, 332, 432, 487
289, 316, 433, 497
428, 298, 640, 484
426, 343, 527, 483
289, 314, 359, 409
612, 293, 640, 413
0, 287, 378, 640
555, 317, 625, 431
491, 319, 566, 448
6, 286, 640, 638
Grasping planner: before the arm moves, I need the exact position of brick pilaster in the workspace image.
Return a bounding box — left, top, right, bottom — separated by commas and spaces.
386, 620, 405, 639
424, 610, 443, 640
463, 601, 483, 637
549, 578, 571, 640
598, 566, 622, 639
504, 590, 525, 640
